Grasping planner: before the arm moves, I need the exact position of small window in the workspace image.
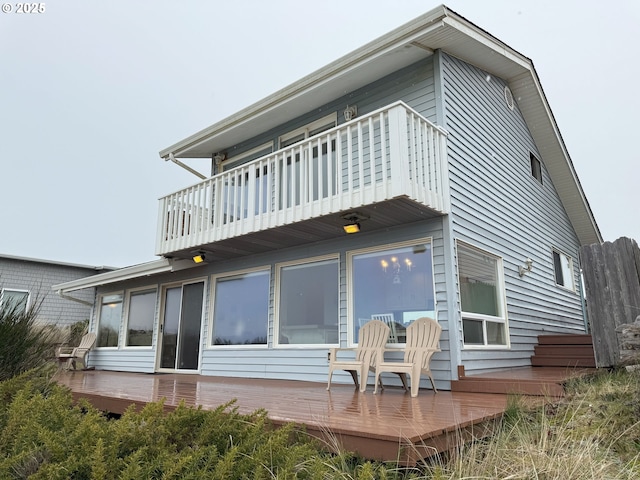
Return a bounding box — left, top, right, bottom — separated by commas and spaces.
530, 153, 543, 184
553, 249, 575, 290
97, 293, 123, 347
0, 289, 29, 315
457, 241, 509, 348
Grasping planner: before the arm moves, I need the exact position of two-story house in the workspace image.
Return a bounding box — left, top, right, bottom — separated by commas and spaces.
54, 5, 601, 390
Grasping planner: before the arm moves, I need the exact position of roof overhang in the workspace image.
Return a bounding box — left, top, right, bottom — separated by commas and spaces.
159, 4, 601, 246
52, 258, 196, 294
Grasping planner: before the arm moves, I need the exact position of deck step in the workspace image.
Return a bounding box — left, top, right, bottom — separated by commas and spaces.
451, 377, 565, 396
537, 334, 593, 345
531, 334, 596, 368
531, 355, 596, 367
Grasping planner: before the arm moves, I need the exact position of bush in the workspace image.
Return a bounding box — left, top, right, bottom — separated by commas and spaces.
0, 296, 58, 382
0, 371, 375, 479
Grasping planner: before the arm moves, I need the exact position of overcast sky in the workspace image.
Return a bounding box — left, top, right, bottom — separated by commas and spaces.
1, 1, 638, 268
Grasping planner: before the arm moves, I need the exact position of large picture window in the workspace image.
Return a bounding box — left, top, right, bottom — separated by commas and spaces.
349, 241, 435, 345
456, 242, 508, 347
212, 269, 269, 346
97, 293, 123, 348
277, 257, 339, 345
125, 288, 156, 347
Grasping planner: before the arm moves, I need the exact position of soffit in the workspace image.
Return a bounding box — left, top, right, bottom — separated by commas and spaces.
159, 6, 529, 160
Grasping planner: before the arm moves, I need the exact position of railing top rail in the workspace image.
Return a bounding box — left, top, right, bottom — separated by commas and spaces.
160, 101, 447, 199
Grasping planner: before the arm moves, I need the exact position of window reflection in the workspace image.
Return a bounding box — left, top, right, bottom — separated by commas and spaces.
278, 259, 339, 345
351, 243, 435, 344
213, 270, 269, 345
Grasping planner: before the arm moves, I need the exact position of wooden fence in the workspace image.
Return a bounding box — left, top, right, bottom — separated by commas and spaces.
580, 237, 640, 367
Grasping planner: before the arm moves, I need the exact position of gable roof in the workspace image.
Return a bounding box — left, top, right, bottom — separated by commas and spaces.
159, 4, 601, 246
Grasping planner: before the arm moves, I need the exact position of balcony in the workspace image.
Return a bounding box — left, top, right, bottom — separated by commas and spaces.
156, 102, 449, 260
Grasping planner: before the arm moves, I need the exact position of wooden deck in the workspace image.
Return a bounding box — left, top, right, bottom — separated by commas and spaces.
54, 368, 585, 465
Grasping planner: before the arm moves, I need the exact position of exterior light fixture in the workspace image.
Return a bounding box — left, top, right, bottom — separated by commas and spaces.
343, 223, 360, 234
519, 258, 533, 277
192, 253, 206, 264
341, 212, 368, 234
343, 105, 357, 122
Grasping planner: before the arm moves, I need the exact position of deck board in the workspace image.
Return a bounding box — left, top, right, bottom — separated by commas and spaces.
54, 368, 577, 464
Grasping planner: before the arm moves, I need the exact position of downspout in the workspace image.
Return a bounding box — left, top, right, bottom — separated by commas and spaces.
56, 289, 94, 307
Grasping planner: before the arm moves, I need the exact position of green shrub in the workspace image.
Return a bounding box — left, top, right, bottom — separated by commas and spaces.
0, 297, 58, 382
0, 373, 364, 479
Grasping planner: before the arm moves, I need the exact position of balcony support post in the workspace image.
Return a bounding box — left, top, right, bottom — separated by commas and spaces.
388, 105, 410, 199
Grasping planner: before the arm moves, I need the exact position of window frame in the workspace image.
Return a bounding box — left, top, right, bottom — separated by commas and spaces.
0, 288, 30, 314
274, 254, 340, 348
278, 113, 338, 148
346, 238, 436, 348
221, 141, 274, 172
456, 241, 510, 350
96, 291, 124, 349
122, 286, 158, 349
552, 248, 576, 291
530, 152, 543, 185
208, 266, 271, 348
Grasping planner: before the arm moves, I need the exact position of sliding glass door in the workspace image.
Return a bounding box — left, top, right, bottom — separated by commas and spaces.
158, 281, 204, 371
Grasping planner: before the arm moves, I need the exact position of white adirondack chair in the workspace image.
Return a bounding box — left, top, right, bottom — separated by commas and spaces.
374, 317, 441, 397
327, 320, 390, 393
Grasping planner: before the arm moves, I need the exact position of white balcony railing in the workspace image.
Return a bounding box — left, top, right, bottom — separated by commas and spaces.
156, 101, 448, 256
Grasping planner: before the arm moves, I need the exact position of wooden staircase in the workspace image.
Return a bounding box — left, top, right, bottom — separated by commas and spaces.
531, 334, 596, 367
451, 334, 596, 397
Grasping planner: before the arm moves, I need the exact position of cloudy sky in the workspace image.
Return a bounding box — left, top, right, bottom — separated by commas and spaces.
1, 0, 638, 268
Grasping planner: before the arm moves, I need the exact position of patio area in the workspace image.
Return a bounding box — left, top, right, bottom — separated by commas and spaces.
54, 368, 579, 465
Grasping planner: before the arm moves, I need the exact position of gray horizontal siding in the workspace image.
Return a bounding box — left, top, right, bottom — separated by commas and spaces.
224, 58, 437, 161
0, 257, 101, 328
90, 219, 452, 389
440, 52, 584, 373
89, 349, 156, 373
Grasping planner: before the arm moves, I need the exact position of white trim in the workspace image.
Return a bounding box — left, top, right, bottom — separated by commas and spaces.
95, 290, 124, 349
52, 259, 196, 294
208, 266, 271, 348
346, 237, 436, 347
552, 247, 576, 292
122, 285, 158, 350
279, 113, 337, 148
455, 240, 510, 349
222, 142, 274, 171
155, 277, 208, 374
0, 288, 31, 313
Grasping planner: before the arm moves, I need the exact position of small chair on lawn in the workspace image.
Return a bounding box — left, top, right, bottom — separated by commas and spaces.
56, 332, 96, 370
327, 320, 390, 393
374, 317, 441, 397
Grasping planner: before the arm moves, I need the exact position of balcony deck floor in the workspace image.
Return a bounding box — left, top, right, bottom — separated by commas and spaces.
54, 368, 576, 465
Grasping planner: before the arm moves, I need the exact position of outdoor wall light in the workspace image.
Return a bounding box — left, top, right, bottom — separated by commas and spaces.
192, 252, 206, 263
341, 212, 368, 234
519, 258, 533, 277
343, 105, 357, 122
